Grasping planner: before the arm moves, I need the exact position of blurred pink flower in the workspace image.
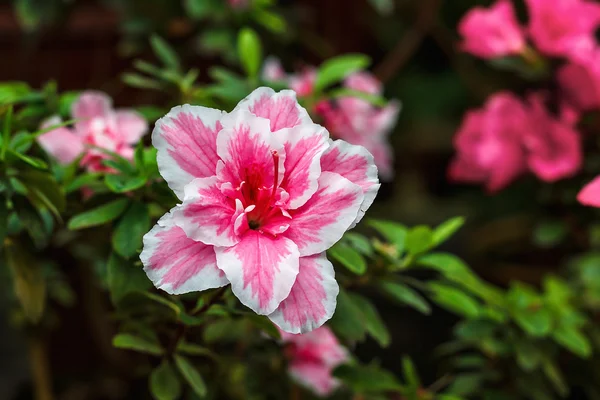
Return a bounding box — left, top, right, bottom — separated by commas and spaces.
317, 72, 400, 180
142, 87, 380, 333
280, 326, 348, 396
458, 0, 526, 59
37, 91, 148, 172
526, 0, 600, 60
522, 94, 582, 182
449, 92, 529, 192
289, 68, 317, 98
578, 176, 600, 207
558, 50, 600, 112
228, 0, 249, 10
262, 57, 287, 82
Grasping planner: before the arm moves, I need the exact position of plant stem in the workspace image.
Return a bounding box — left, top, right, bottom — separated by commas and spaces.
28, 335, 53, 400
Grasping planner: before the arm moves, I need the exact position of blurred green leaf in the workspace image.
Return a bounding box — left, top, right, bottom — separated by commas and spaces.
0, 82, 32, 105
107, 252, 151, 304
105, 174, 147, 194
150, 361, 182, 400
253, 9, 287, 34
368, 219, 407, 253
379, 281, 431, 315
343, 232, 373, 256
329, 287, 367, 341
432, 216, 464, 246
65, 173, 101, 193
68, 198, 130, 230
515, 340, 542, 371
314, 54, 371, 92
150, 35, 181, 71
329, 242, 367, 275
428, 282, 480, 318
351, 294, 390, 347
405, 225, 434, 255
18, 169, 65, 219
533, 220, 567, 248
174, 355, 207, 397
245, 314, 281, 339
123, 73, 163, 90
401, 356, 420, 390
113, 333, 162, 355
237, 28, 262, 79
0, 198, 7, 246
368, 0, 394, 14
333, 363, 402, 393
552, 325, 592, 358
329, 88, 386, 107
513, 308, 552, 337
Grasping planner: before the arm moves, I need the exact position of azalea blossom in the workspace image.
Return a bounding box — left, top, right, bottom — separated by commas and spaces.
317, 72, 400, 180
526, 0, 600, 60
558, 50, 600, 113
578, 176, 600, 207
140, 87, 379, 333
458, 0, 526, 59
37, 91, 148, 172
280, 326, 348, 396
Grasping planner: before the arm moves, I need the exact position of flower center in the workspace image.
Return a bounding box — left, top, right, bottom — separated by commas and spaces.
246, 150, 280, 230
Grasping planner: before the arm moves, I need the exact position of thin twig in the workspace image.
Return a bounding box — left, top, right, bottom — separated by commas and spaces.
28, 335, 54, 400
374, 0, 442, 83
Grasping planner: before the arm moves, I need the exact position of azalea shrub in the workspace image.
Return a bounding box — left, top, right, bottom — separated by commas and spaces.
3, 0, 600, 399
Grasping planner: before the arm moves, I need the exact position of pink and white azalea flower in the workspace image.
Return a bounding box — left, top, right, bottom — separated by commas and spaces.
141, 87, 380, 333
578, 176, 600, 207
37, 91, 148, 172
280, 326, 348, 397
458, 0, 526, 59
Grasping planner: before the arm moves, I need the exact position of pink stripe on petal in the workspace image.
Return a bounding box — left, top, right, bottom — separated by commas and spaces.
234, 87, 311, 132
217, 110, 285, 187
280, 124, 330, 209
153, 105, 224, 199
320, 140, 380, 227
140, 208, 228, 295
578, 176, 600, 207
268, 253, 338, 333
285, 172, 364, 256
215, 231, 300, 315
173, 176, 240, 247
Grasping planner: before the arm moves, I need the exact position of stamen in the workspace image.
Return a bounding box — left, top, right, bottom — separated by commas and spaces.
271, 150, 279, 200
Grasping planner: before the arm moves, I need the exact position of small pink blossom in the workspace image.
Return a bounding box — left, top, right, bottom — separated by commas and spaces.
288, 68, 317, 98
578, 176, 600, 207
526, 0, 600, 60
317, 72, 400, 180
458, 0, 526, 59
37, 91, 148, 172
262, 57, 287, 82
558, 50, 600, 112
280, 326, 348, 396
449, 92, 528, 192
522, 94, 582, 182
141, 87, 380, 333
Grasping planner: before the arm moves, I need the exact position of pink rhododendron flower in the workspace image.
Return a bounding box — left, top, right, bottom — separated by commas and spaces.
449, 92, 528, 192
37, 91, 148, 172
578, 176, 600, 207
526, 0, 600, 60
280, 326, 348, 396
288, 68, 317, 98
140, 87, 379, 333
558, 50, 600, 112
522, 94, 582, 182
458, 0, 526, 59
317, 72, 400, 180
262, 57, 287, 82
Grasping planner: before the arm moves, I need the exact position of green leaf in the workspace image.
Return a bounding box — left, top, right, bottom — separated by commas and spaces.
533, 220, 567, 248
446, 373, 484, 396
5, 241, 46, 323
58, 91, 79, 117
137, 105, 166, 122
68, 199, 130, 230
541, 359, 568, 397
329, 88, 386, 107
150, 35, 181, 71
328, 242, 366, 275
368, 219, 407, 253
8, 149, 47, 169
122, 73, 163, 90
1, 104, 12, 159
552, 325, 592, 358
184, 0, 220, 19
0, 197, 8, 246
333, 363, 402, 393
432, 216, 464, 246
368, 0, 394, 15
515, 340, 542, 371
107, 252, 151, 304
112, 202, 150, 258
401, 356, 421, 390
113, 333, 162, 355
174, 355, 207, 397
513, 308, 552, 337
405, 225, 434, 255
0, 82, 32, 105
245, 314, 281, 339
237, 28, 262, 79
351, 294, 390, 347
150, 361, 182, 400
252, 9, 287, 34
329, 287, 367, 341
314, 54, 371, 92
343, 232, 373, 256
65, 173, 102, 193
428, 282, 480, 318
379, 281, 431, 314
18, 170, 65, 218
176, 342, 216, 358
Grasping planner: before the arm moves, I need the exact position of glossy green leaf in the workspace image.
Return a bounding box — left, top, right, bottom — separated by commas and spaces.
405, 225, 434, 255
328, 242, 366, 275
237, 28, 262, 78
432, 216, 464, 246
552, 325, 592, 358
68, 198, 130, 230
112, 202, 150, 258
107, 252, 151, 304
314, 54, 370, 92
428, 282, 480, 318
368, 219, 407, 253
379, 281, 431, 314
113, 333, 162, 355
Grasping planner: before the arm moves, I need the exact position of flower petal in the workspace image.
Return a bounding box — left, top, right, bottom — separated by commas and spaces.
578, 176, 600, 207
268, 253, 338, 333
153, 105, 224, 200
140, 207, 229, 295
289, 362, 340, 397
215, 231, 300, 315
72, 91, 112, 131
217, 110, 285, 188
279, 123, 330, 209
285, 171, 364, 256
173, 177, 239, 247
115, 110, 148, 144
233, 87, 311, 132
37, 117, 84, 164
320, 140, 379, 226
